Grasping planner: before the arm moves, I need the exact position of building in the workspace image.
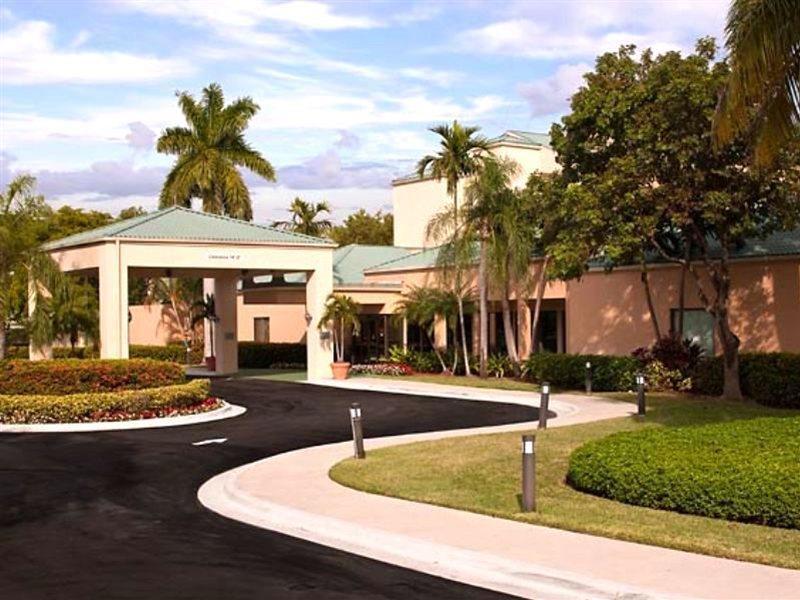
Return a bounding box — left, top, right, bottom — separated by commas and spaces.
126, 130, 800, 363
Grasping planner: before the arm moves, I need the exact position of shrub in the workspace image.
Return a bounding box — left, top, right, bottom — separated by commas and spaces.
238, 342, 306, 368
0, 379, 211, 424
693, 353, 800, 408
567, 416, 800, 529
130, 344, 203, 364
350, 363, 412, 376
386, 346, 442, 373
0, 359, 185, 395
3, 346, 99, 360
633, 336, 704, 373
524, 353, 639, 391
487, 353, 514, 378
642, 360, 692, 392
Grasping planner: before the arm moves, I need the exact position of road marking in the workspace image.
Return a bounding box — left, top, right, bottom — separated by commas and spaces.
192, 438, 228, 446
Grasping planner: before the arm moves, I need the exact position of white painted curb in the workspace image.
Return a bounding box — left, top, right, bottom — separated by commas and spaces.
0, 400, 246, 433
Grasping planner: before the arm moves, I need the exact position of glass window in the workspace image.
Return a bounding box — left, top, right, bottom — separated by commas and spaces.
254, 317, 270, 343
671, 309, 715, 354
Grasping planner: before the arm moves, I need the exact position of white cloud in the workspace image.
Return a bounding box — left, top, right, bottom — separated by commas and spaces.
125, 122, 157, 151
0, 20, 192, 84
519, 63, 591, 116
252, 185, 392, 224
267, 1, 379, 30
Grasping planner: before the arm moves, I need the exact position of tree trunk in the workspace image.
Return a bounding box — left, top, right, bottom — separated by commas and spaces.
456, 293, 471, 376
425, 330, 449, 373
478, 234, 488, 378
677, 240, 691, 338
717, 313, 743, 400
530, 256, 550, 353
0, 322, 6, 360
500, 276, 519, 369
640, 257, 662, 340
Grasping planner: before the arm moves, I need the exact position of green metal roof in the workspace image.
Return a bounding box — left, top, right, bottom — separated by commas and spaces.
44, 206, 335, 250
365, 246, 445, 272
333, 244, 415, 285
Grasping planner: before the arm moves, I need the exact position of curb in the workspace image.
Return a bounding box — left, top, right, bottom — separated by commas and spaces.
0, 400, 246, 433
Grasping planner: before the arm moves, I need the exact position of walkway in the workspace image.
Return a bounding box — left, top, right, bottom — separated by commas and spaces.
201, 378, 800, 600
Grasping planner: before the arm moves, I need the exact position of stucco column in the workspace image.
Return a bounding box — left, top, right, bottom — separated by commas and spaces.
27, 274, 53, 360
517, 299, 532, 359
203, 278, 214, 359
306, 261, 334, 379
212, 274, 238, 374
99, 241, 129, 359
433, 314, 447, 350
402, 317, 408, 350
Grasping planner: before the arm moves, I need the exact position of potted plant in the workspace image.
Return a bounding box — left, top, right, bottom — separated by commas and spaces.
192, 293, 219, 371
318, 293, 360, 380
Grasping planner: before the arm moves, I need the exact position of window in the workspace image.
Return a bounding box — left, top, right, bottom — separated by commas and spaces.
254, 317, 270, 343
671, 309, 714, 354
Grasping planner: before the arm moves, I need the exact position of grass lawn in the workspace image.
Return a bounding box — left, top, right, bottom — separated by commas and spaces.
368, 373, 541, 393
233, 369, 307, 382
330, 393, 800, 569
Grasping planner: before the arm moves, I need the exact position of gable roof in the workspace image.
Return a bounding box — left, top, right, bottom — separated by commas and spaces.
44, 206, 336, 250
333, 244, 415, 286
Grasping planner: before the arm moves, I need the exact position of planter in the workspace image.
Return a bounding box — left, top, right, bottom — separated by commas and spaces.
205, 356, 216, 371
331, 362, 351, 380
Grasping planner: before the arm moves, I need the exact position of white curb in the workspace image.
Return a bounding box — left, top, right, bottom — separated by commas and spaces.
0, 400, 246, 433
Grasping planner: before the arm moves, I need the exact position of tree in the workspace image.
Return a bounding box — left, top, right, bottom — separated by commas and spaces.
0, 175, 62, 359
417, 121, 490, 375
713, 0, 800, 166
192, 293, 218, 363
117, 206, 148, 221
551, 39, 800, 400
329, 209, 393, 246
272, 197, 333, 237
157, 83, 275, 221
44, 206, 113, 241
51, 277, 99, 350
144, 277, 201, 350
318, 294, 361, 363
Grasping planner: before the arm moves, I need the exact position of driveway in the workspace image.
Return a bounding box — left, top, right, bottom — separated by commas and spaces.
0, 378, 536, 600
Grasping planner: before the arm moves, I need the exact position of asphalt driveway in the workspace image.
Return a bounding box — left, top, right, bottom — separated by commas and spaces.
0, 379, 537, 600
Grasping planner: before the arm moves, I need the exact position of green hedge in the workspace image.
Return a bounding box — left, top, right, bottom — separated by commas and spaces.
567, 416, 800, 529
3, 346, 99, 360
0, 379, 210, 424
238, 342, 306, 368
0, 359, 185, 395
130, 344, 203, 364
693, 353, 800, 408
524, 353, 640, 391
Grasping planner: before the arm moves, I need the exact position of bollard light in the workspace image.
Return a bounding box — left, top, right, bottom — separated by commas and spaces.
636, 373, 646, 417
538, 382, 550, 430
521, 434, 536, 512
585, 361, 593, 395
349, 402, 365, 459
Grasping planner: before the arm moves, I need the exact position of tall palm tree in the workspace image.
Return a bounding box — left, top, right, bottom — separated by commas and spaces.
417, 121, 490, 375
272, 197, 333, 236
157, 83, 275, 221
318, 293, 361, 363
713, 0, 800, 166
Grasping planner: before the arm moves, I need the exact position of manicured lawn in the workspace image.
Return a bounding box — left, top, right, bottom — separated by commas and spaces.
234, 369, 307, 382
330, 393, 800, 569
369, 373, 541, 393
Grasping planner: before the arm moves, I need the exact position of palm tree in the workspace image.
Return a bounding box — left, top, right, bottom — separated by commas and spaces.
0, 175, 62, 359
192, 293, 219, 366
713, 0, 800, 166
463, 157, 519, 377
272, 197, 333, 236
417, 121, 490, 375
144, 278, 199, 351
51, 278, 99, 350
318, 293, 361, 363
157, 83, 275, 221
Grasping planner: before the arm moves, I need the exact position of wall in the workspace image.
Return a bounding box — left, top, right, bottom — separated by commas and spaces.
565, 258, 800, 355
128, 304, 185, 345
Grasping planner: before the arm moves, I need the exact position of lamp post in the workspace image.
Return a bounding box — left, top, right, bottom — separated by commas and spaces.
538, 382, 550, 430
585, 361, 592, 394
636, 373, 646, 417
521, 434, 536, 512
349, 403, 365, 459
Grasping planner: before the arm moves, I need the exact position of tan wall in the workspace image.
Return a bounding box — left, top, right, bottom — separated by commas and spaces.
566, 258, 800, 355
237, 300, 308, 343
392, 143, 559, 248
128, 304, 185, 345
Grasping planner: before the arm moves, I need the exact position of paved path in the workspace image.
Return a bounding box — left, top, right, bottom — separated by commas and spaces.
0, 379, 536, 600
203, 378, 800, 600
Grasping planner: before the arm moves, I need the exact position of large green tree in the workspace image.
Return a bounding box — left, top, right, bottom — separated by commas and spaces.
329, 209, 393, 246
157, 83, 275, 221
417, 121, 490, 375
714, 0, 800, 166
272, 197, 333, 237
551, 39, 800, 400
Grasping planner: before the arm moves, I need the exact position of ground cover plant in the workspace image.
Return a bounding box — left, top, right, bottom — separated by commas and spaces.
331, 393, 800, 568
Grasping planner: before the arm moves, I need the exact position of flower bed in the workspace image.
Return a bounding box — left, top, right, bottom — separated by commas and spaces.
350, 363, 413, 376
0, 379, 214, 424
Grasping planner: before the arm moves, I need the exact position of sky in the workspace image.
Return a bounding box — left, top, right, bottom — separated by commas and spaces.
0, 0, 727, 224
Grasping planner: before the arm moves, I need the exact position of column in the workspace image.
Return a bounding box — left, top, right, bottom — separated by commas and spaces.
306, 259, 334, 380
402, 317, 408, 350
212, 273, 238, 374
202, 278, 214, 359
557, 310, 565, 353
517, 299, 532, 359
99, 242, 129, 359
433, 314, 447, 350
471, 311, 480, 357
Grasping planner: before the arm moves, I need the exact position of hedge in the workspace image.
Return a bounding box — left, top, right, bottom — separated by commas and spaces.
524, 353, 640, 391
238, 342, 306, 368
0, 359, 185, 395
130, 344, 203, 364
567, 416, 800, 529
3, 346, 98, 360
693, 353, 800, 408
0, 379, 211, 424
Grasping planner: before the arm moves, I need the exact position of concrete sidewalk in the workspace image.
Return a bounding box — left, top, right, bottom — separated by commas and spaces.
199, 379, 800, 600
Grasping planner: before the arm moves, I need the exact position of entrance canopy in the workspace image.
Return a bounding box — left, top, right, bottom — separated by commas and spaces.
42, 206, 335, 378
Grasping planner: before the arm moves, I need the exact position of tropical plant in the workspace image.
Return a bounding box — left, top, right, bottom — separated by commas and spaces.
157, 83, 275, 221
191, 293, 219, 360
713, 0, 800, 166
0, 175, 62, 359
51, 278, 99, 350
417, 121, 490, 376
318, 294, 361, 363
272, 197, 333, 236
145, 278, 201, 354
329, 209, 393, 246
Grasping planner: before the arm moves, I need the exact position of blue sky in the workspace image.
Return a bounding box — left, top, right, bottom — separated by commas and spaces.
1, 0, 726, 223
